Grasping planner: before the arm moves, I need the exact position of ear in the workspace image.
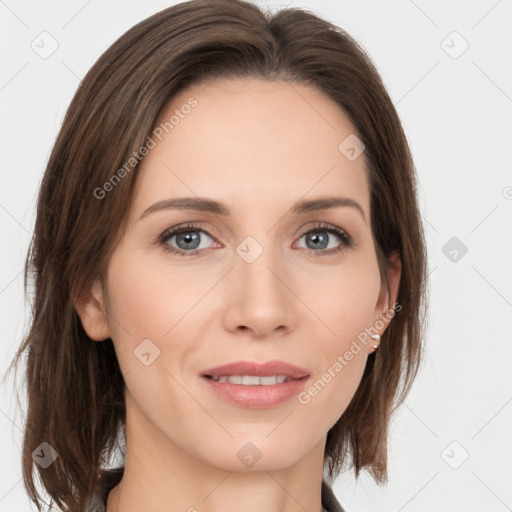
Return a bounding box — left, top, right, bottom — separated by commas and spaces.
370, 251, 401, 351
73, 280, 111, 341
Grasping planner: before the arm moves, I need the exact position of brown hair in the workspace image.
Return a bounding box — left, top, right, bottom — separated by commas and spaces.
7, 0, 428, 510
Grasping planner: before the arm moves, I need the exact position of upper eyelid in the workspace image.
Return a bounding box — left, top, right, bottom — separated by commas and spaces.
159, 223, 219, 243
159, 222, 351, 246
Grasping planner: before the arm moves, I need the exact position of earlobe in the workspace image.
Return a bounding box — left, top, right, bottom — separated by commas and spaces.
73, 280, 111, 342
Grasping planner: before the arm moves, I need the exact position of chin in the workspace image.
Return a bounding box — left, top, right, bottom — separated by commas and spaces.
194, 435, 308, 472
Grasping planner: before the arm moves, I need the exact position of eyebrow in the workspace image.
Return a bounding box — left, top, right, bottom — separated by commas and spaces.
139, 195, 366, 223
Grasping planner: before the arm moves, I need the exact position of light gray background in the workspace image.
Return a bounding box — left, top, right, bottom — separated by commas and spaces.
1, 0, 511, 510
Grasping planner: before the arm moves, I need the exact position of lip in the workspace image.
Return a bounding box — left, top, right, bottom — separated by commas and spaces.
200, 360, 310, 409
201, 360, 310, 379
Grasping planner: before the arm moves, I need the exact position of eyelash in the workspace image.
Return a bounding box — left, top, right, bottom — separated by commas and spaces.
157, 222, 355, 257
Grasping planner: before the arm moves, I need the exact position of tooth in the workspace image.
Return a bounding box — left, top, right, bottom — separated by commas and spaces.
242, 375, 261, 385
209, 375, 293, 385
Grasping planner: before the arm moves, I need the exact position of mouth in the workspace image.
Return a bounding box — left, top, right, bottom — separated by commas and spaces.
202, 374, 306, 385
199, 360, 310, 408
200, 359, 310, 381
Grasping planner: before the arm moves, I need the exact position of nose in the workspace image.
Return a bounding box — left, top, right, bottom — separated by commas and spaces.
222, 245, 297, 339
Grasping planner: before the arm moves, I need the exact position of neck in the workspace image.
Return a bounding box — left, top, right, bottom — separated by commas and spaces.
106, 394, 327, 512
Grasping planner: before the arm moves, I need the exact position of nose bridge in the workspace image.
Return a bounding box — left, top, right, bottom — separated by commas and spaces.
236, 232, 286, 302
223, 231, 295, 336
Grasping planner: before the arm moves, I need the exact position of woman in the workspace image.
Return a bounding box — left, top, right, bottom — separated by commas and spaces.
9, 0, 428, 510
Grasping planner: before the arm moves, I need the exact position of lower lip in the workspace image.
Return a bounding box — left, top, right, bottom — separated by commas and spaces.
201, 376, 310, 409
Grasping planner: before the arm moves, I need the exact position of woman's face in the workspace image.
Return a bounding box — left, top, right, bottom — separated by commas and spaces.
81, 77, 399, 473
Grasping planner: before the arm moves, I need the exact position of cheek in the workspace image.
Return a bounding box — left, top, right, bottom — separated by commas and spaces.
299, 311, 371, 434
303, 254, 382, 341
104, 248, 207, 341
299, 261, 380, 424
103, 250, 204, 418
103, 247, 221, 391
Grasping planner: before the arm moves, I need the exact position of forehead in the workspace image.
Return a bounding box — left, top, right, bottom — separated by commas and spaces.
132, 77, 370, 220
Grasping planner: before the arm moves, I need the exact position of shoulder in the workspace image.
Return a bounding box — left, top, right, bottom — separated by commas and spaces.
83, 467, 125, 512
321, 479, 347, 512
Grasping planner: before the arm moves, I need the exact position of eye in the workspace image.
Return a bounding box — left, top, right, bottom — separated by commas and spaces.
158, 223, 217, 256
157, 222, 355, 257
295, 223, 354, 256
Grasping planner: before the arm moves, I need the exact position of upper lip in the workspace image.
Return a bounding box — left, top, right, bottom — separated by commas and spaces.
201, 360, 310, 379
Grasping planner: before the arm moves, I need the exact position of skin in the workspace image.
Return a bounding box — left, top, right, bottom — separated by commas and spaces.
75, 77, 400, 512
